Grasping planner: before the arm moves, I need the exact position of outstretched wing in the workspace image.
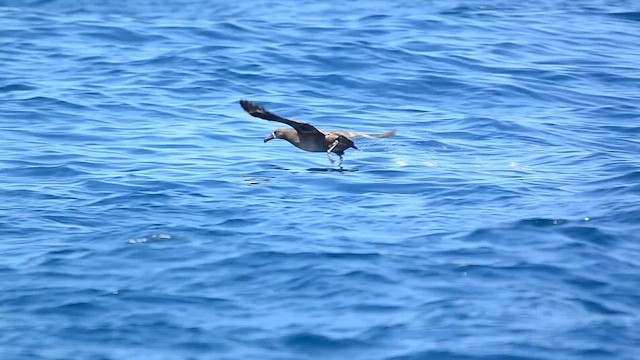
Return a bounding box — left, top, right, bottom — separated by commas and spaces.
326, 130, 397, 139
239, 100, 323, 136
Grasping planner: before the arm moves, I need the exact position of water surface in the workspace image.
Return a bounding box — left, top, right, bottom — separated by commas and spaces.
1, 1, 640, 359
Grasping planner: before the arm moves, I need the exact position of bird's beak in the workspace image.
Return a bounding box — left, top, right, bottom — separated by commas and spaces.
264, 132, 275, 143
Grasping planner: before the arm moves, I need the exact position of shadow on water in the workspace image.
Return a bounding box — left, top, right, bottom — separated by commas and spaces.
243, 165, 358, 185
266, 164, 359, 173
307, 167, 358, 173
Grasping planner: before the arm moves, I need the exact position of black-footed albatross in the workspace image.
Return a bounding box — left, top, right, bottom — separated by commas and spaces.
239, 100, 396, 163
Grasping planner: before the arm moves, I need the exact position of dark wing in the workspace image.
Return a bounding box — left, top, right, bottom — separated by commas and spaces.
239, 100, 323, 136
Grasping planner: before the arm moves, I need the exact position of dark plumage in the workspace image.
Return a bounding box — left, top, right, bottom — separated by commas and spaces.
239, 100, 395, 162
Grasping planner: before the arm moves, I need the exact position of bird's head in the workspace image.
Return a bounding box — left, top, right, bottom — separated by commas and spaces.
264, 129, 287, 143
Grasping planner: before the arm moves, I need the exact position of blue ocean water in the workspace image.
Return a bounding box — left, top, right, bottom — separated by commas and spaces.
1, 0, 640, 359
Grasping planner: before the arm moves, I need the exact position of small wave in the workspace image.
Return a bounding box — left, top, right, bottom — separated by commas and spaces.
390, 350, 539, 360
283, 332, 367, 351
80, 26, 167, 44
0, 83, 37, 92
440, 4, 503, 16
609, 11, 640, 22
358, 14, 391, 22
214, 251, 381, 268
6, 164, 87, 178
571, 297, 626, 315
35, 301, 102, 316
17, 96, 88, 110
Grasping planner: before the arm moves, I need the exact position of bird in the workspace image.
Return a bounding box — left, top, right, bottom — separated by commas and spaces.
239, 100, 395, 164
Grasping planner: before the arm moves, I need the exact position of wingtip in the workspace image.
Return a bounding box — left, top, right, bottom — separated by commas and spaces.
239, 99, 262, 115
239, 99, 252, 110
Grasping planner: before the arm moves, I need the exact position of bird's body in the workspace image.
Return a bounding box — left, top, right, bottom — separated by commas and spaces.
239, 100, 395, 162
